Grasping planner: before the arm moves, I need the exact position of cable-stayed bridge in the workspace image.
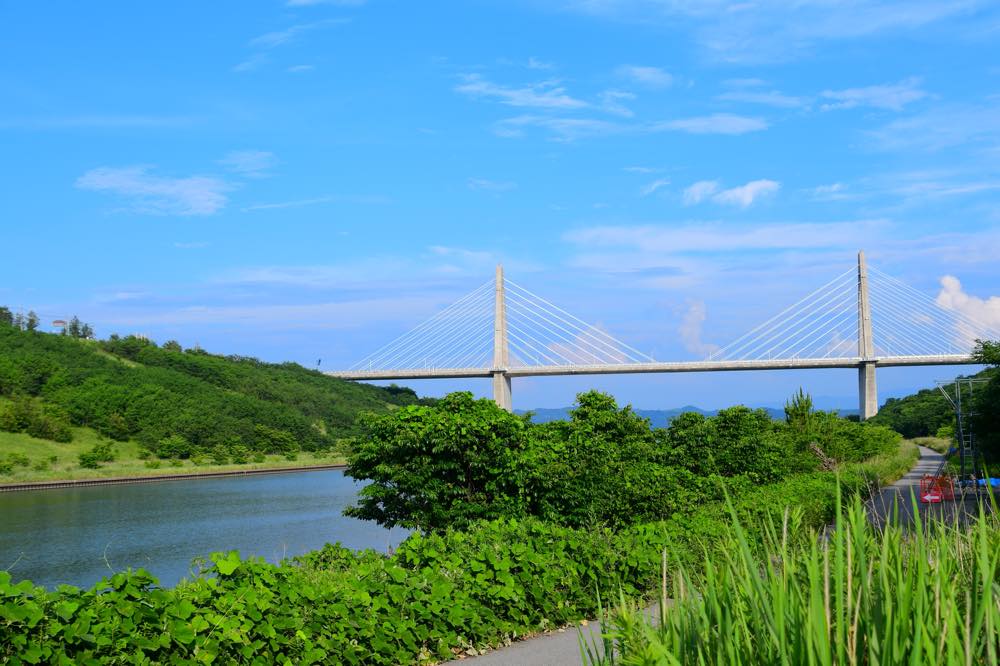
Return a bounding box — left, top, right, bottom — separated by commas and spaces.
328, 252, 997, 420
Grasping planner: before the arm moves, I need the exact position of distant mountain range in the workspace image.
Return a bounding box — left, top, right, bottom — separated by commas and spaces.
518, 403, 859, 427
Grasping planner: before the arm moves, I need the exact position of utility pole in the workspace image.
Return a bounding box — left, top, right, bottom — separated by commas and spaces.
492, 264, 512, 411
857, 250, 878, 420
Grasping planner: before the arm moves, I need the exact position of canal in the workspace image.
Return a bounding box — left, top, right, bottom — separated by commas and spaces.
0, 468, 409, 589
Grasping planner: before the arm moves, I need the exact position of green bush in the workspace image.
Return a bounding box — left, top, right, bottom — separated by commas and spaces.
156, 434, 192, 459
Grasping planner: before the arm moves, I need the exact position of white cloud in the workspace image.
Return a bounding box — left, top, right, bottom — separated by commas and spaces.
287, 64, 315, 73
493, 114, 620, 141
683, 180, 720, 205
639, 178, 670, 197
936, 275, 1000, 330
233, 54, 269, 72
713, 179, 781, 207
624, 166, 659, 173
810, 182, 852, 200
218, 150, 277, 178
75, 166, 231, 216
616, 65, 673, 88
821, 77, 927, 111
679, 301, 719, 356
527, 56, 554, 70
654, 113, 768, 135
455, 74, 588, 110
599, 90, 636, 117
718, 90, 808, 108
467, 178, 517, 192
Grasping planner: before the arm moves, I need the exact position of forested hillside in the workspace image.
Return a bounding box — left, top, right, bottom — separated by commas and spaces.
0, 319, 427, 461
870, 340, 999, 456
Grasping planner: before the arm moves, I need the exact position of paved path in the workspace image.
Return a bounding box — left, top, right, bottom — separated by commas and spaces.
866, 445, 994, 528
465, 621, 603, 666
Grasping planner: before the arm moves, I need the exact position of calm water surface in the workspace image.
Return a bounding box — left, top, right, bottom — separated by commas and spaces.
0, 469, 408, 589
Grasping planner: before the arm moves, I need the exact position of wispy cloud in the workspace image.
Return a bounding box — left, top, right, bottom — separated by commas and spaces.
624, 166, 660, 174
810, 183, 852, 201
820, 77, 927, 111
493, 115, 619, 141
683, 180, 720, 205
599, 90, 636, 117
639, 178, 670, 197
718, 90, 808, 108
559, 1, 984, 63
616, 64, 673, 88
653, 113, 768, 135
467, 178, 517, 192
286, 0, 366, 5
683, 179, 779, 207
564, 220, 890, 255
455, 74, 588, 110
242, 194, 389, 211
249, 19, 348, 49
527, 56, 554, 70
713, 179, 781, 207
287, 64, 315, 73
868, 102, 1000, 151
218, 150, 277, 178
75, 166, 231, 216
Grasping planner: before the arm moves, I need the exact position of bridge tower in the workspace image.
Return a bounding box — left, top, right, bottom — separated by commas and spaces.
857, 250, 878, 420
492, 264, 512, 411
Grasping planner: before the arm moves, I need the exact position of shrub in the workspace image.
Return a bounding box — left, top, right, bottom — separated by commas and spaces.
156, 434, 192, 459
229, 444, 249, 464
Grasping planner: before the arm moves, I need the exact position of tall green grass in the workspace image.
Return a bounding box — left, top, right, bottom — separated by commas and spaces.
584, 491, 1000, 665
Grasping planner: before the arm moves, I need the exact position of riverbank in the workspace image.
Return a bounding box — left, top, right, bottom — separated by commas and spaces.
0, 461, 348, 492
0, 427, 346, 489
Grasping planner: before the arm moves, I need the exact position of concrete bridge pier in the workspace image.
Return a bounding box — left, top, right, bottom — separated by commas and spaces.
857, 251, 878, 420
493, 264, 513, 411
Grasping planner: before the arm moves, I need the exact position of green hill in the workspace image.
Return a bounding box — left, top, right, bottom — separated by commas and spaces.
0, 322, 426, 476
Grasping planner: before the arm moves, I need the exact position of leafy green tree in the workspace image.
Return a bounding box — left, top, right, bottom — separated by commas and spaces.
67, 316, 81, 338
25, 311, 39, 332
162, 340, 183, 352
346, 392, 530, 530
972, 339, 1000, 459
0, 306, 12, 327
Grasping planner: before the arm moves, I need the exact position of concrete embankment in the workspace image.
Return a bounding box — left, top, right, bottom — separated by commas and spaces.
0, 463, 347, 493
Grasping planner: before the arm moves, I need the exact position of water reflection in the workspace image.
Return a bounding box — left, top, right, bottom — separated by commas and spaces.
0, 469, 408, 589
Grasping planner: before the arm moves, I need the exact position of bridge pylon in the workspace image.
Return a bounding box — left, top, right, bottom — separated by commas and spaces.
492, 264, 512, 411
857, 250, 878, 420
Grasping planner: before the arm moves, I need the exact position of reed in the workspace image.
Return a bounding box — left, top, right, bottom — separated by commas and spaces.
584, 490, 1000, 665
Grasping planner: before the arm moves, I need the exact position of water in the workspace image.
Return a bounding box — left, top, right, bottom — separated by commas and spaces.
0, 469, 409, 589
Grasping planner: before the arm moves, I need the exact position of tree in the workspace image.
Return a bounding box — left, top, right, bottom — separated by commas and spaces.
345, 392, 530, 530
163, 340, 183, 352
67, 316, 81, 338
25, 311, 39, 332
784, 388, 814, 432
0, 306, 12, 327
81, 323, 94, 339
973, 339, 1000, 366
972, 339, 1000, 459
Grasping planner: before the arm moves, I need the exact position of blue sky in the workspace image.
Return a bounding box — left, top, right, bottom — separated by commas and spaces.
2, 0, 999, 410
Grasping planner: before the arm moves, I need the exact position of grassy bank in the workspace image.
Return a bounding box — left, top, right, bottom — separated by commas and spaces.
586, 495, 1000, 665
0, 428, 345, 485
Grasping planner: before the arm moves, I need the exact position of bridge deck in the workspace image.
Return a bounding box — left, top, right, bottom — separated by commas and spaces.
328, 354, 978, 381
